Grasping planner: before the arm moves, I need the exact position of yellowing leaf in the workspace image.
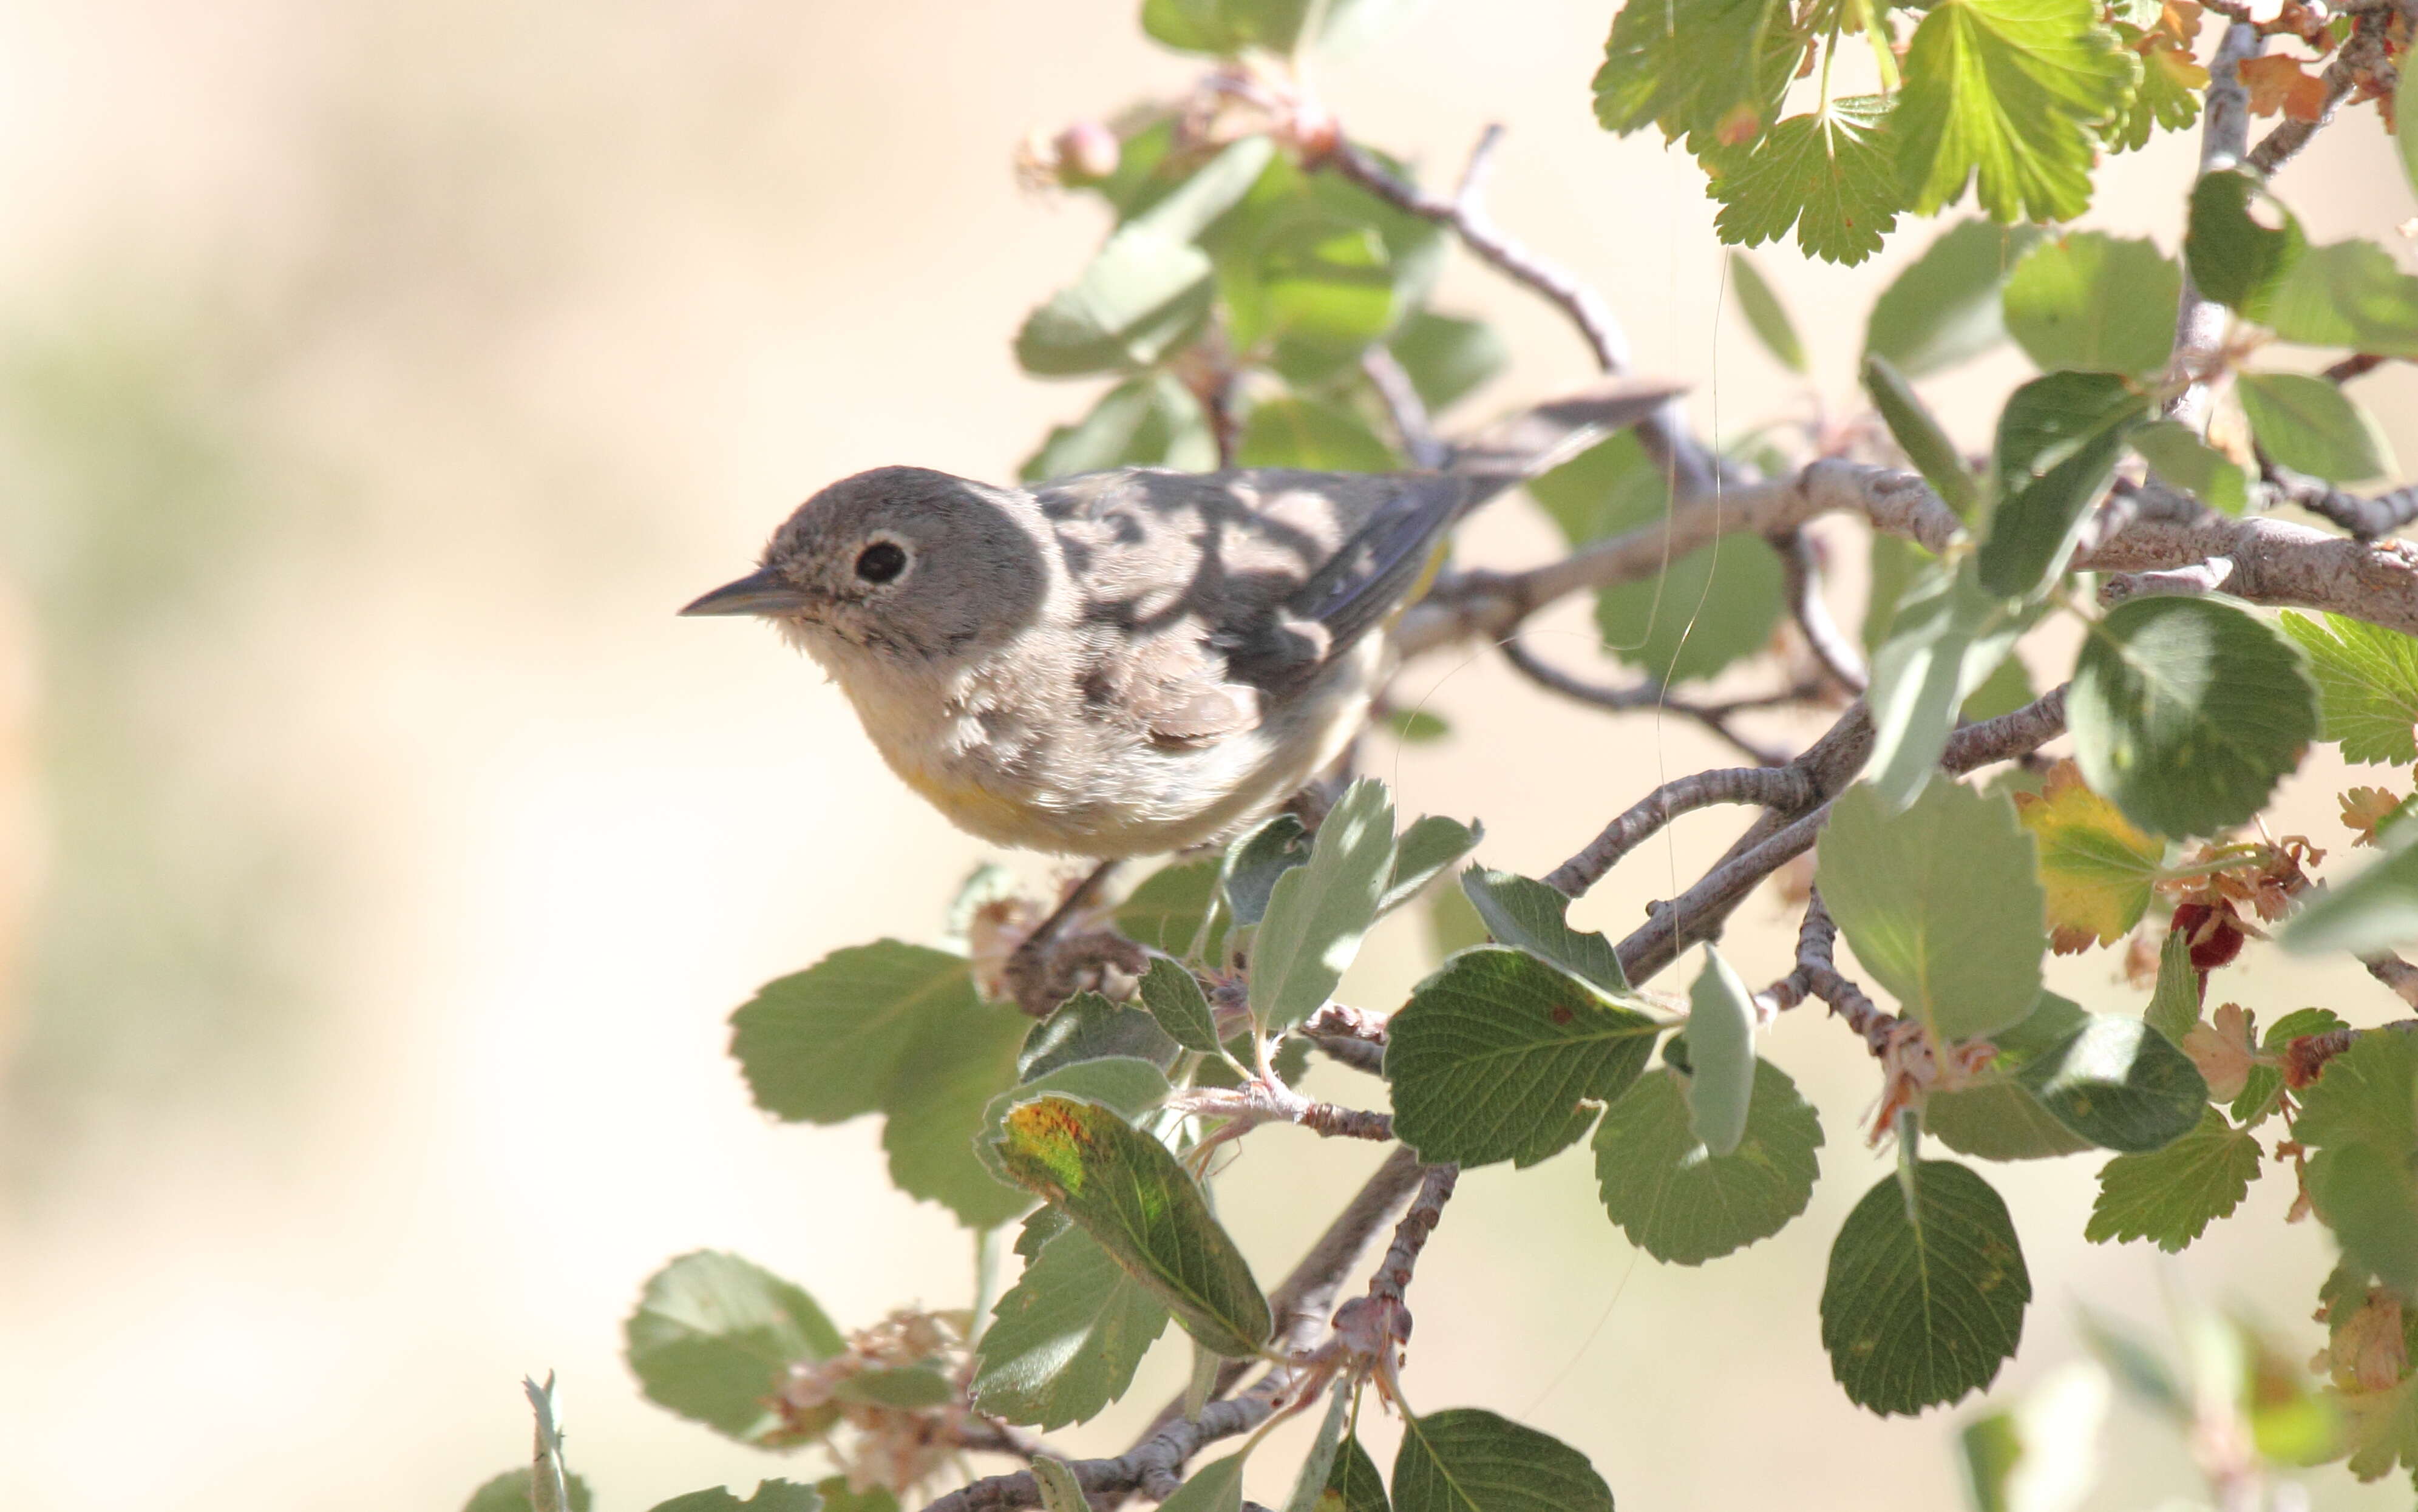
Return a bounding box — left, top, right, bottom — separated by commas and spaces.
2182, 1002, 2256, 1102
2014, 760, 2164, 948
2342, 786, 2407, 847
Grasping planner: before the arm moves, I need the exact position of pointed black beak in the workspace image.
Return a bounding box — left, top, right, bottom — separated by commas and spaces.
679, 567, 812, 617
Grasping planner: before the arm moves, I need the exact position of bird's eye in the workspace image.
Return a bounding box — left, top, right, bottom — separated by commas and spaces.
854, 540, 908, 584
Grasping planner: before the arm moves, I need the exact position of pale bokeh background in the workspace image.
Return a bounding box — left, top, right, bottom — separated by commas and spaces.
1, 4, 2414, 1510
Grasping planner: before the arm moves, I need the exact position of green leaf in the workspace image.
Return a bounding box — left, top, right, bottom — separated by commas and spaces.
1388, 311, 1507, 415
883, 991, 1033, 1228
1730, 249, 1809, 370
2012, 1013, 2210, 1151
625, 1251, 845, 1443
1892, 0, 2133, 223
1158, 1454, 1248, 1512
1862, 561, 2028, 807
1222, 813, 1314, 930
1866, 219, 2043, 378
1594, 1060, 1824, 1263
991, 1096, 1272, 1357
2307, 1141, 2418, 1298
1386, 946, 1661, 1167
1458, 867, 1628, 993
1016, 225, 1215, 377
1927, 1079, 2097, 1160
1118, 859, 1221, 957
2294, 1026, 2418, 1156
809, 1480, 895, 1512
1821, 1161, 2032, 1415
1929, 992, 2099, 1159
1978, 371, 2148, 600
1021, 992, 1181, 1081
1282, 1384, 1356, 1512
1140, 958, 1226, 1054
1382, 816, 1482, 916
2144, 928, 2199, 1044
1816, 779, 2047, 1043
1031, 1458, 1089, 1512
1384, 707, 1452, 743
1527, 432, 1784, 685
1236, 396, 1402, 470
466, 1471, 595, 1512
1015, 138, 1274, 376
1322, 1435, 1393, 1512
2237, 370, 2396, 485
2184, 169, 2305, 315
1252, 778, 1396, 1032
1710, 98, 1906, 266
2280, 611, 2418, 767
1143, 0, 1315, 55
1863, 354, 1983, 520
1393, 1409, 1615, 1512
2284, 827, 2418, 954
1961, 652, 2036, 721
1023, 373, 1218, 483
1592, 0, 1803, 154
2002, 233, 2180, 376
2131, 420, 2248, 514
730, 942, 976, 1124
2069, 595, 2318, 838
1864, 534, 1930, 651
1427, 881, 1489, 961
1684, 946, 1757, 1156
2083, 1105, 2261, 1250
973, 1216, 1172, 1429
2262, 239, 2418, 359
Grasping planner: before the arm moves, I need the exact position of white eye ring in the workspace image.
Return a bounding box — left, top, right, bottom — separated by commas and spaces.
854, 534, 911, 585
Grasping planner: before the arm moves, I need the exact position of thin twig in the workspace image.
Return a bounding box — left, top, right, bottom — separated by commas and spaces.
2361, 951, 2418, 1010
1776, 527, 1870, 694
1315, 128, 1719, 498
1362, 346, 1447, 470
1364, 1164, 1458, 1310
2264, 460, 2418, 541
2324, 353, 2390, 385
1305, 1002, 1390, 1075
1545, 765, 1819, 897
2246, 9, 2400, 175
1609, 686, 2070, 985
1754, 890, 1897, 1054
1498, 637, 1808, 767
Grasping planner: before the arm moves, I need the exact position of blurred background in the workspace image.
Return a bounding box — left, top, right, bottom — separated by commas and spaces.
1, 2, 2414, 1509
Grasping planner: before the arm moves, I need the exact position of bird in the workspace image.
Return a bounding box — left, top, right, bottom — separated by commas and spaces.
682, 379, 1682, 859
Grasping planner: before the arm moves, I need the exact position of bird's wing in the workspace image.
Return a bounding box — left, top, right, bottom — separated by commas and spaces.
1031, 467, 1463, 744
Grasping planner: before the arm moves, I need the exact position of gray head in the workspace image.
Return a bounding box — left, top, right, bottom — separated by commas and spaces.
681, 466, 1051, 664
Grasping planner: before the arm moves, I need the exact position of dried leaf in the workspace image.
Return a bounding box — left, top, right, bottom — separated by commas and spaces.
2182, 1002, 2257, 1101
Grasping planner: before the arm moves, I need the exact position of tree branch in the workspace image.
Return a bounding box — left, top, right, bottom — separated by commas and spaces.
1397, 458, 1963, 655
1362, 345, 1447, 471
1315, 127, 1719, 498
2166, 22, 2259, 429
2266, 459, 2418, 541
2245, 7, 2402, 176
1754, 890, 1898, 1054
1364, 1162, 1457, 1310
1776, 527, 1870, 694
2087, 478, 2418, 632
1497, 637, 1811, 767
1545, 765, 1819, 898
2362, 951, 2418, 1011
1608, 686, 2070, 985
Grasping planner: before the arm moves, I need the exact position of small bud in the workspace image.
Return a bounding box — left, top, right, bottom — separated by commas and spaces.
1056, 121, 1120, 183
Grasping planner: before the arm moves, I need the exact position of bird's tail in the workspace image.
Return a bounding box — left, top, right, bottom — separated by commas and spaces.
1442, 377, 1689, 506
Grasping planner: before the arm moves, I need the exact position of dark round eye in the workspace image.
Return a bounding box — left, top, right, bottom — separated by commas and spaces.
854, 540, 908, 584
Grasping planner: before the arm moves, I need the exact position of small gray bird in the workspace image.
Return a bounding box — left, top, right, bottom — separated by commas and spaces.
682, 379, 1680, 857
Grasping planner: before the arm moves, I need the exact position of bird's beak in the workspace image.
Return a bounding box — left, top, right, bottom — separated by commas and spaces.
679, 567, 812, 617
